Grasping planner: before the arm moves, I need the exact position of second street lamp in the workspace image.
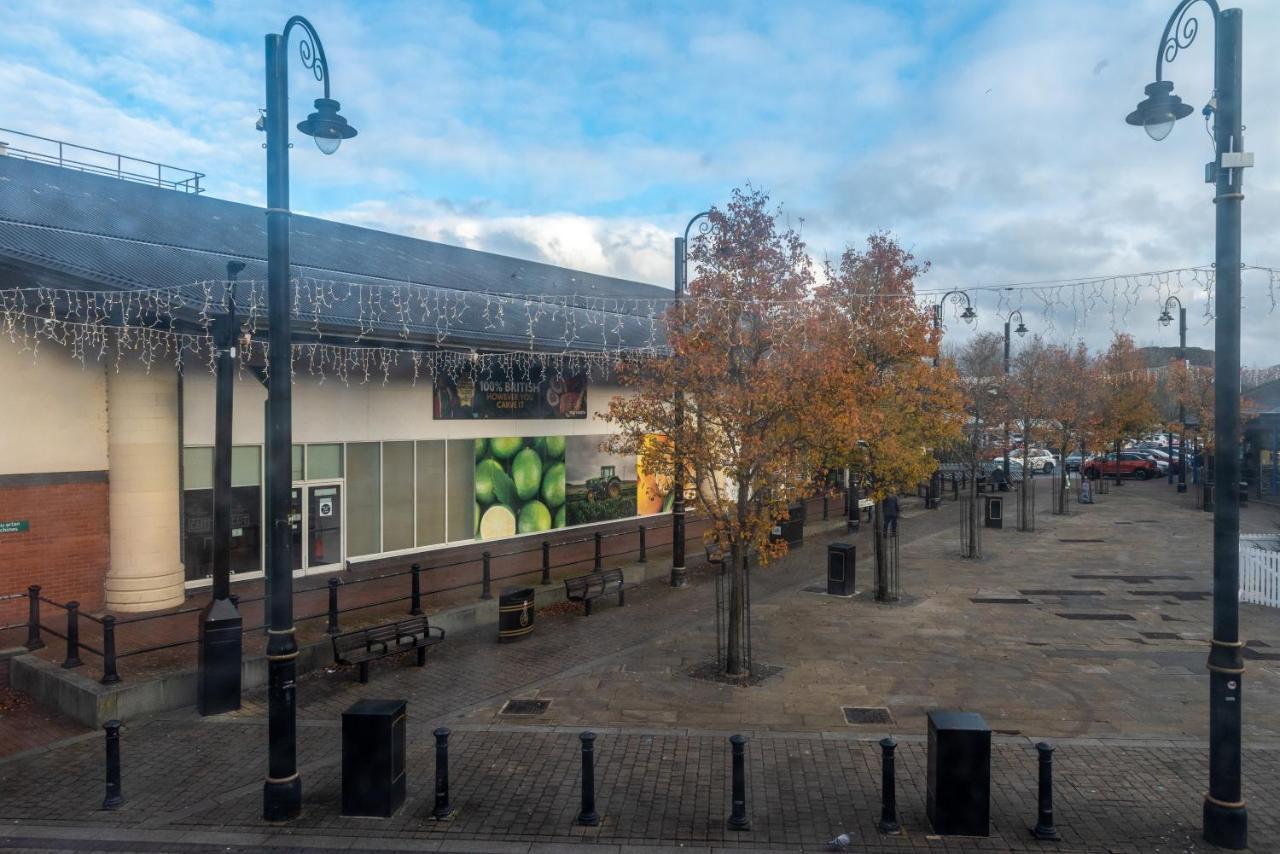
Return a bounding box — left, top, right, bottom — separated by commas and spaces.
1002, 309, 1028, 485
261, 14, 357, 823
1160, 295, 1189, 492
1127, 0, 1252, 847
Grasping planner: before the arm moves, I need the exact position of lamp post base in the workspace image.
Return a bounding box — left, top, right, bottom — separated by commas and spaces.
1203, 797, 1247, 850
264, 775, 302, 822
670, 566, 688, 588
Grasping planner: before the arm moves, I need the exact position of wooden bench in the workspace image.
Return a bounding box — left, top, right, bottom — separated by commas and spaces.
331, 614, 445, 683
564, 567, 638, 616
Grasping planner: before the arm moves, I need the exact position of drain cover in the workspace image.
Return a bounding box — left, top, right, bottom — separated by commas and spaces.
1140, 631, 1182, 640
842, 706, 893, 725
1056, 612, 1136, 621
970, 597, 1032, 604
501, 698, 550, 716
1058, 538, 1106, 543
1020, 589, 1104, 596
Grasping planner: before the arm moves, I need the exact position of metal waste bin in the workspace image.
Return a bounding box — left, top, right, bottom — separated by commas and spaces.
827, 542, 856, 596
770, 502, 805, 547
498, 586, 535, 643
927, 710, 991, 836
983, 494, 1003, 529
342, 698, 407, 817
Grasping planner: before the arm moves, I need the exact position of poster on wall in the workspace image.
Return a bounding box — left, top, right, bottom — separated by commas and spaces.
564, 435, 664, 526
474, 436, 568, 539
434, 364, 588, 420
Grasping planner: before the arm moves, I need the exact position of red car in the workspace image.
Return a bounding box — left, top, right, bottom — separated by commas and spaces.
1082, 451, 1160, 480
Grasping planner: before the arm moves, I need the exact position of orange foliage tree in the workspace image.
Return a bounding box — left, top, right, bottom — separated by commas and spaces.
1096, 333, 1159, 479
1038, 341, 1097, 513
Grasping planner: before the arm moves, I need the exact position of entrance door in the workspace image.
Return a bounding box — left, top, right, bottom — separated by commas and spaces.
289, 482, 345, 576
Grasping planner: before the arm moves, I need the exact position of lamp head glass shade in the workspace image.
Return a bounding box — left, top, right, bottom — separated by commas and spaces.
297, 98, 357, 155
960, 306, 977, 324
1125, 81, 1193, 141
1159, 310, 1173, 327
1015, 321, 1028, 337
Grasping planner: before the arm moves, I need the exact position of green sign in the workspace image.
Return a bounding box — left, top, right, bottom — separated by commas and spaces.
0, 520, 29, 534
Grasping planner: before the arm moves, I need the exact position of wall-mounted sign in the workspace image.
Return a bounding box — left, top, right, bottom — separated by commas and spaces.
0, 520, 29, 535
434, 364, 587, 420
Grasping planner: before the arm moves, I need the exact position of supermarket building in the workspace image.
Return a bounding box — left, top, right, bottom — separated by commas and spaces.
0, 143, 669, 613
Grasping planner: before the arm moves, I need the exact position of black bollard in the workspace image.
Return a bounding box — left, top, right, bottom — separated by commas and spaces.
593, 532, 602, 571
541, 541, 552, 585
410, 563, 423, 616
878, 737, 900, 834
727, 734, 750, 831
100, 616, 120, 685
62, 601, 83, 669
637, 526, 647, 563
25, 585, 43, 650
823, 494, 830, 520
577, 731, 600, 826
102, 720, 123, 810
326, 577, 341, 635
1032, 741, 1060, 840
481, 552, 492, 600
432, 727, 453, 820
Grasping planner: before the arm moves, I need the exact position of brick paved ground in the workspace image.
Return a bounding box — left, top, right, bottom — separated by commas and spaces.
0, 481, 1278, 852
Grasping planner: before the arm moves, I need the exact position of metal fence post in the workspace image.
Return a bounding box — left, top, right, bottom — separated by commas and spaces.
62, 601, 82, 669
878, 737, 900, 834
823, 494, 830, 520
102, 720, 123, 810
481, 552, 492, 600
577, 731, 600, 826
432, 727, 453, 820
326, 578, 340, 635
593, 532, 602, 571
1033, 741, 1060, 840
727, 734, 750, 831
100, 616, 120, 685
637, 526, 647, 563
409, 563, 423, 616
541, 541, 551, 585
25, 585, 43, 650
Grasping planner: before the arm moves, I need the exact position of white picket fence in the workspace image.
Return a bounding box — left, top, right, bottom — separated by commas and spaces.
1239, 534, 1280, 607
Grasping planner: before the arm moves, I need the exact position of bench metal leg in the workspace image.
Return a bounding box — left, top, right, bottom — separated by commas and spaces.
359, 661, 369, 684
618, 590, 626, 607
584, 599, 592, 617
417, 646, 427, 667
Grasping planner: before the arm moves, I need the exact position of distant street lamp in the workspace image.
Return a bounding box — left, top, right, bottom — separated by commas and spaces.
931, 289, 975, 368
1127, 1, 1252, 847
261, 14, 357, 823
1002, 309, 1028, 484
1159, 296, 1189, 492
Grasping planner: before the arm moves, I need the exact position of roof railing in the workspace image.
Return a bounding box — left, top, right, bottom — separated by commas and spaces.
0, 128, 205, 194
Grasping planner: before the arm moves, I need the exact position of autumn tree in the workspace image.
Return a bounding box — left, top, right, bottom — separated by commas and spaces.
1006, 336, 1054, 529
1096, 333, 1159, 481
815, 233, 961, 597
1038, 342, 1096, 513
948, 333, 1005, 557
606, 188, 835, 677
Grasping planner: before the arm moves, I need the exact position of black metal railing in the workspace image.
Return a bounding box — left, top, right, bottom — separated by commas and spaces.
0, 128, 205, 193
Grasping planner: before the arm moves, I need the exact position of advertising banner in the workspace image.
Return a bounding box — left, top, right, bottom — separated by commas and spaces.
434, 364, 587, 420
474, 436, 568, 539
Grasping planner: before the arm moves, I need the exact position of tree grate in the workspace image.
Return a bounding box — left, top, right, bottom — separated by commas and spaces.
500, 698, 550, 716
1056, 612, 1136, 621
1020, 589, 1105, 596
842, 706, 894, 725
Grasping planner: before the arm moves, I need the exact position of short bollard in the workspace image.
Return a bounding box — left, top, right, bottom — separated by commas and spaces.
878, 737, 900, 834
481, 552, 493, 600
326, 577, 341, 635
593, 532, 603, 571
25, 585, 43, 650
637, 525, 647, 562
1032, 741, 1060, 840
100, 615, 120, 685
541, 541, 551, 585
432, 727, 453, 820
62, 601, 83, 669
577, 731, 600, 826
823, 494, 830, 520
102, 720, 123, 810
410, 562, 424, 616
727, 734, 750, 831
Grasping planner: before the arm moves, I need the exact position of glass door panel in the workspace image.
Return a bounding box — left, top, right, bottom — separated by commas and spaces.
307, 484, 343, 573
290, 488, 303, 574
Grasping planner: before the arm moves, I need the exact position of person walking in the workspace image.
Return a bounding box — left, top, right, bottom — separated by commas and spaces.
883, 493, 900, 537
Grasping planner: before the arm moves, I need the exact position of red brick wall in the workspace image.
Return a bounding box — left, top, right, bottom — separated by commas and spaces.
0, 473, 110, 616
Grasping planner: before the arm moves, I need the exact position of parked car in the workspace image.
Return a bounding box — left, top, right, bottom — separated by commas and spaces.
1083, 451, 1160, 480
1141, 447, 1181, 473
1064, 452, 1084, 472
1018, 449, 1057, 473
985, 458, 1028, 479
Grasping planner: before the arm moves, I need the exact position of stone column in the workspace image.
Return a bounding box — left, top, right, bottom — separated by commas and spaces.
105, 361, 185, 612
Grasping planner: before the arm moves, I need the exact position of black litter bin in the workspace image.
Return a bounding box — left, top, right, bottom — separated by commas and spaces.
983, 494, 1003, 529
927, 710, 991, 836
771, 502, 806, 547
342, 698, 407, 817
498, 586, 535, 643
827, 542, 856, 596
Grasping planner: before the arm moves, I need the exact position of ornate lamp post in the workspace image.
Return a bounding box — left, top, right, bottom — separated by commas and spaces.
930, 289, 975, 369
1159, 296, 1189, 492
261, 15, 357, 822
1127, 1, 1251, 847
669, 210, 713, 588
1002, 309, 1028, 484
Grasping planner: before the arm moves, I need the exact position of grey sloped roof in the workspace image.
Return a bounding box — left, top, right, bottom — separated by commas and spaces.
0, 155, 669, 352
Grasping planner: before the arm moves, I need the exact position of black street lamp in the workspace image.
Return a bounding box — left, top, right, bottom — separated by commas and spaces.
930, 289, 975, 369
1002, 309, 1028, 484
261, 15, 357, 823
1160, 296, 1189, 492
1127, 1, 1251, 847
669, 210, 712, 588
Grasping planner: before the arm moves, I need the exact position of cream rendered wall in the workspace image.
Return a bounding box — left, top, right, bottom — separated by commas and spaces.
0, 342, 108, 475
181, 370, 632, 446
104, 360, 184, 611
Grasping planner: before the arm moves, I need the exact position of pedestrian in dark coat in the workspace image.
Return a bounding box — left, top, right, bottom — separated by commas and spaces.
883, 494, 900, 536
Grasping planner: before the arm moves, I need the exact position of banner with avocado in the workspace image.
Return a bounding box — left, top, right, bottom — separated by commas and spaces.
474, 436, 567, 540
434, 365, 588, 420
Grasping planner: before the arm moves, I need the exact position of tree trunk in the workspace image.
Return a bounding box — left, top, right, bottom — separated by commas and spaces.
873, 501, 886, 600
1019, 426, 1030, 531
1058, 443, 1069, 514
725, 542, 743, 675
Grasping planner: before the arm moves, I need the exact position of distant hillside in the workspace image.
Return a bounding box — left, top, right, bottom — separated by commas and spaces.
1138, 345, 1214, 368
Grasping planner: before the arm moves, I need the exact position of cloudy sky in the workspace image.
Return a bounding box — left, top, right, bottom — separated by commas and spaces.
1, 0, 1276, 362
